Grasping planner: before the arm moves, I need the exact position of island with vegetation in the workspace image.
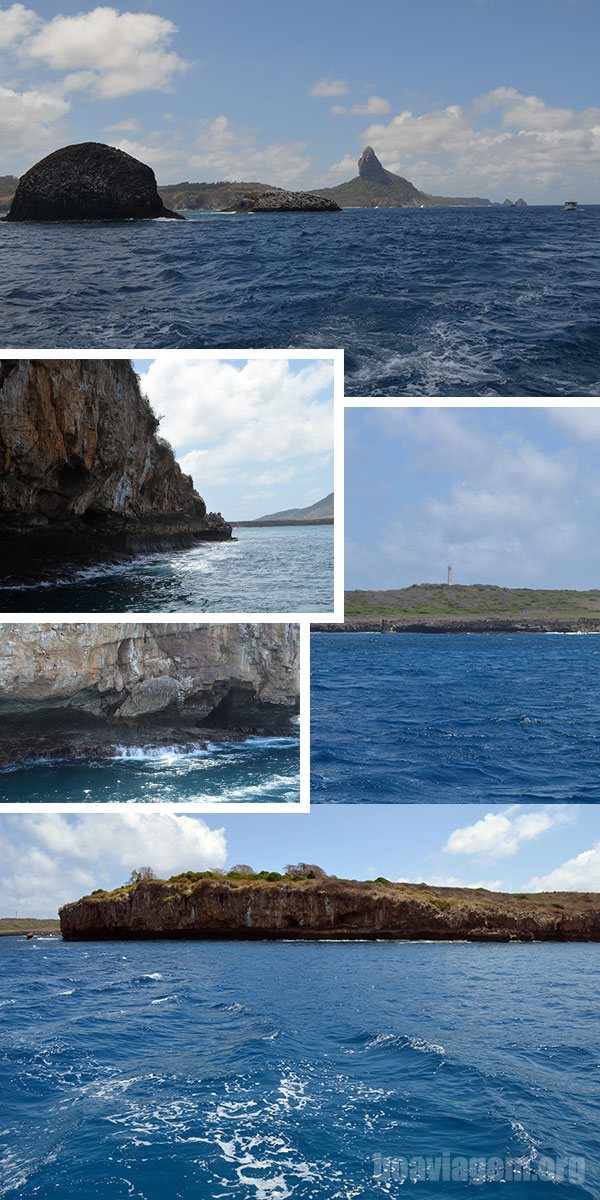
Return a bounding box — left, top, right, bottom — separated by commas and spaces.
233, 493, 333, 527
315, 584, 600, 633
0, 917, 61, 937
59, 867, 600, 942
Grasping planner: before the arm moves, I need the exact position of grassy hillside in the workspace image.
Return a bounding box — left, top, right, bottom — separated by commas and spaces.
345, 584, 600, 619
0, 917, 60, 935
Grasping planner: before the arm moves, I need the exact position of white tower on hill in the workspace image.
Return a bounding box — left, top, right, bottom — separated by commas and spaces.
447, 564, 453, 585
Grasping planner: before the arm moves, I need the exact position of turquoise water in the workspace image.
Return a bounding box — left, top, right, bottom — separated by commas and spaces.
2, 207, 600, 395
0, 525, 334, 614
311, 632, 600, 802
0, 737, 300, 803
0, 938, 597, 1198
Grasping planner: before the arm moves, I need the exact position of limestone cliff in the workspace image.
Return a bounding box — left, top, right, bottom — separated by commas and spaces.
0, 623, 299, 764
60, 876, 600, 942
0, 360, 231, 582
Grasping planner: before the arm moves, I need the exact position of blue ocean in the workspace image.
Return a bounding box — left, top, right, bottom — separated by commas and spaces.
0, 937, 597, 1198
0, 736, 300, 804
2, 207, 599, 396
311, 633, 600, 803
0, 526, 333, 614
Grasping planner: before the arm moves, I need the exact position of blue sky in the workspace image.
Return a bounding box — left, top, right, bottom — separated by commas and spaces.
2, 804, 600, 917
2, 0, 600, 200
129, 357, 333, 520
346, 406, 600, 590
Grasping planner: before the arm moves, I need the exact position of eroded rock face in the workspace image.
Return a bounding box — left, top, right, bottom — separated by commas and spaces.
4, 143, 183, 222
59, 876, 600, 942
0, 623, 300, 763
0, 359, 231, 581
235, 190, 341, 212
358, 146, 388, 183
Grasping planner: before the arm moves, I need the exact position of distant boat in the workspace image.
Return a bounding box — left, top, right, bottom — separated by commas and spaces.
564, 199, 578, 211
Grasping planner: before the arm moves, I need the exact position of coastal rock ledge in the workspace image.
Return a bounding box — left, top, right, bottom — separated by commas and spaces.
0, 359, 231, 583
59, 876, 600, 942
0, 623, 300, 765
3, 142, 183, 222
235, 189, 341, 212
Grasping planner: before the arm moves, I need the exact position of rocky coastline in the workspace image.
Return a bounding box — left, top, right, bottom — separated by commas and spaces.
0, 359, 231, 584
312, 618, 600, 634
234, 189, 341, 212
59, 875, 600, 942
0, 623, 300, 767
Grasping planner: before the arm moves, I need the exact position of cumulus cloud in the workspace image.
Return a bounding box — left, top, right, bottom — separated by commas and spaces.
529, 842, 600, 892
354, 408, 585, 588
444, 807, 574, 862
0, 813, 227, 918
332, 95, 391, 117
0, 2, 39, 47
0, 4, 190, 169
309, 77, 349, 97
140, 357, 333, 515
404, 873, 503, 890
548, 408, 600, 440
25, 6, 189, 99
350, 87, 600, 200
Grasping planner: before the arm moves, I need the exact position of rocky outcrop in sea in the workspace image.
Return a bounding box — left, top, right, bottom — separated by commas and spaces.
3, 142, 183, 222
0, 359, 231, 582
235, 190, 341, 212
59, 875, 600, 941
0, 623, 300, 765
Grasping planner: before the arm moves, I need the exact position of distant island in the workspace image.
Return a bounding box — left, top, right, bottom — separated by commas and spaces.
317, 584, 600, 633
233, 492, 333, 527
1, 146, 524, 214
60, 871, 600, 941
314, 146, 493, 208
0, 917, 60, 937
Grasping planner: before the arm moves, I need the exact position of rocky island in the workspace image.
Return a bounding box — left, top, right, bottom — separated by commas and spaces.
0, 622, 300, 767
0, 359, 231, 584
3, 142, 183, 222
59, 872, 600, 941
316, 147, 492, 208
233, 492, 334, 527
313, 584, 600, 633
234, 189, 341, 212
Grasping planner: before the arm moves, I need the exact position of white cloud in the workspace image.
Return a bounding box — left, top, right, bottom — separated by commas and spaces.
548, 408, 600, 440
25, 6, 189, 99
332, 95, 391, 117
529, 842, 600, 892
350, 88, 600, 201
0, 2, 39, 47
103, 117, 142, 134
141, 358, 333, 501
0, 82, 69, 161
0, 813, 226, 917
444, 806, 574, 862
405, 873, 503, 890
309, 77, 349, 97
362, 408, 582, 587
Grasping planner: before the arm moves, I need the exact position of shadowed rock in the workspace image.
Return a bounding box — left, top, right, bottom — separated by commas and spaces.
3, 142, 183, 222
235, 189, 341, 212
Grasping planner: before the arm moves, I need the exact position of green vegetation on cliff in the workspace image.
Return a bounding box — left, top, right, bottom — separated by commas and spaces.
343, 584, 600, 627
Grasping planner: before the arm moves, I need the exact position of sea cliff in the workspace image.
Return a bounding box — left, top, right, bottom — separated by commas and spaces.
0, 623, 299, 765
59, 876, 600, 942
0, 359, 231, 582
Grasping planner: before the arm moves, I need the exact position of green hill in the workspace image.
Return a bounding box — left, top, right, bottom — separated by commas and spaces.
316, 147, 491, 208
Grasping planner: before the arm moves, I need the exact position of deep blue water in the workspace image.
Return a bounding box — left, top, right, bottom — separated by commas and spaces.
0, 737, 299, 804
0, 938, 597, 1198
311, 633, 600, 803
2, 207, 600, 395
0, 526, 333, 614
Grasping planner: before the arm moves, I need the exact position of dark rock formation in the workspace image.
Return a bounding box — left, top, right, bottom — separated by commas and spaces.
158, 180, 278, 211
0, 622, 300, 765
59, 875, 600, 941
3, 143, 183, 222
515, 198, 527, 207
235, 189, 341, 212
503, 198, 515, 207
316, 146, 492, 208
0, 359, 231, 583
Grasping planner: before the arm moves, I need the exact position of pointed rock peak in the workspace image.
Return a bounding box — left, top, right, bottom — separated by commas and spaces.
358, 146, 387, 181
